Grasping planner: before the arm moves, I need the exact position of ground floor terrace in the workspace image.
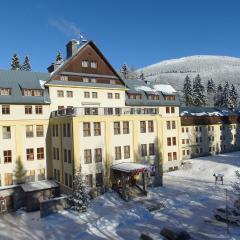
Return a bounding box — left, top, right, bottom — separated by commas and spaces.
1, 151, 240, 239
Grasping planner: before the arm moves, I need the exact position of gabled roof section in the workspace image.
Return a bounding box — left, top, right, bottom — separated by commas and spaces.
0, 69, 50, 104
47, 40, 126, 88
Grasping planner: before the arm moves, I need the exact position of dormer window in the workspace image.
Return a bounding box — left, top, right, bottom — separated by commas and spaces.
60, 75, 68, 81
164, 95, 176, 101
90, 61, 97, 69
128, 93, 142, 100
22, 89, 43, 97
91, 78, 96, 83
0, 88, 11, 96
83, 77, 89, 83
82, 60, 88, 68
110, 80, 116, 85
148, 95, 159, 100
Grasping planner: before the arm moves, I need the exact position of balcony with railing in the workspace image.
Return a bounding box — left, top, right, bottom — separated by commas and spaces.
50, 107, 159, 118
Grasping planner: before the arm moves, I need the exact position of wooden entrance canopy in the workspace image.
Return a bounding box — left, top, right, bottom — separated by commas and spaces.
111, 162, 150, 201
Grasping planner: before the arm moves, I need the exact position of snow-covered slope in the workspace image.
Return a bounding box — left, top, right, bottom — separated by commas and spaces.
137, 55, 240, 93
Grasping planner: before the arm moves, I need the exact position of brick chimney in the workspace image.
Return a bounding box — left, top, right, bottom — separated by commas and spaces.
66, 39, 79, 58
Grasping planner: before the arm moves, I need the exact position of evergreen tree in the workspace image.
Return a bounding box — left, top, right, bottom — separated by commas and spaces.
128, 66, 137, 80
70, 167, 90, 212
55, 51, 63, 63
20, 56, 31, 71
207, 78, 215, 93
214, 84, 224, 107
11, 53, 21, 70
139, 72, 145, 81
230, 84, 238, 109
15, 158, 26, 184
183, 75, 193, 106
120, 63, 129, 80
222, 81, 232, 108
192, 74, 206, 106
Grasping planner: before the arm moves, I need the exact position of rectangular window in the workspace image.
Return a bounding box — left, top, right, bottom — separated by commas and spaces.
95, 148, 102, 162
68, 150, 71, 163
92, 92, 98, 98
168, 152, 172, 161
124, 145, 130, 159
107, 93, 113, 99
0, 88, 11, 96
67, 123, 71, 137
85, 174, 93, 187
53, 147, 56, 160
91, 78, 96, 83
65, 173, 68, 186
35, 105, 43, 114
171, 107, 175, 113
182, 150, 185, 156
69, 174, 73, 188
172, 137, 176, 145
173, 152, 177, 160
123, 121, 129, 134
90, 61, 97, 69
84, 149, 92, 164
5, 173, 13, 186
182, 139, 185, 144
36, 125, 44, 137
2, 105, 10, 115
83, 77, 89, 83
2, 126, 11, 139
96, 173, 103, 187
182, 127, 184, 133
67, 91, 73, 98
94, 122, 101, 136
38, 168, 45, 181
148, 120, 154, 132
4, 150, 12, 163
115, 146, 121, 160
26, 148, 34, 161
140, 121, 146, 133
83, 122, 91, 136
149, 143, 155, 156
26, 125, 34, 138
64, 149, 67, 162
114, 122, 121, 135
25, 105, 32, 114
57, 90, 64, 97
166, 107, 170, 114
37, 147, 44, 160
84, 91, 90, 98
167, 137, 171, 146
172, 121, 176, 129
115, 93, 120, 99
167, 121, 171, 130
110, 79, 116, 85
141, 144, 147, 157
82, 60, 89, 68
63, 124, 66, 137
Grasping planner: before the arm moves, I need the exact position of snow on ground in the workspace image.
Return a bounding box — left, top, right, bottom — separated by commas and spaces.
1, 152, 240, 239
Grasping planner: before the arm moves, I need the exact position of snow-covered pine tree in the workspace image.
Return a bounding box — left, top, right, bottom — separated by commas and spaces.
20, 56, 31, 71
214, 84, 224, 107
230, 84, 238, 109
207, 79, 215, 93
71, 167, 90, 212
15, 157, 26, 184
183, 75, 193, 106
192, 74, 206, 106
11, 53, 21, 70
222, 81, 232, 108
206, 79, 216, 106
55, 51, 63, 63
120, 63, 129, 80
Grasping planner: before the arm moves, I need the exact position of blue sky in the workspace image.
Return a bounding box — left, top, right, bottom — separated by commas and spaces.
1, 0, 240, 72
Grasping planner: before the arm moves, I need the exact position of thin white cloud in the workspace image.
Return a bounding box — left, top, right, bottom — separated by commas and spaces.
49, 18, 81, 38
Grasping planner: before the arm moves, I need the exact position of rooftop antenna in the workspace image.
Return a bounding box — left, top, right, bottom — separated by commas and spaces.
79, 32, 88, 45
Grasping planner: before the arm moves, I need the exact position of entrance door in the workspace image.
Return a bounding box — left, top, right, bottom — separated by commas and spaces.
0, 199, 7, 213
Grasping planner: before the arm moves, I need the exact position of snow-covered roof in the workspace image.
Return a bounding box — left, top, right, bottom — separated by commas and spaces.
111, 162, 150, 173
152, 84, 176, 94
21, 180, 58, 192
